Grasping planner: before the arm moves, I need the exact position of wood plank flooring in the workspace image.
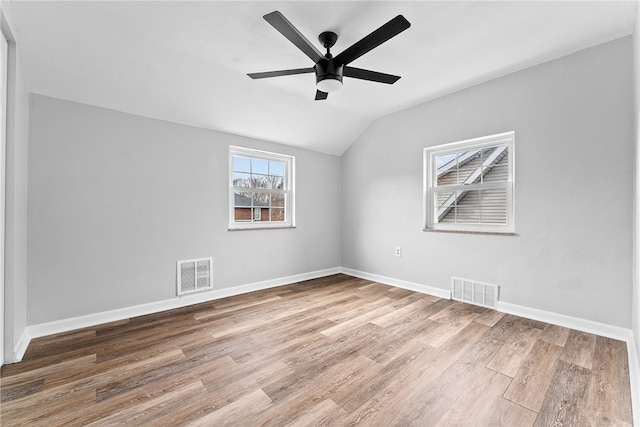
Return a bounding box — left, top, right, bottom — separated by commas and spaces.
0, 274, 633, 426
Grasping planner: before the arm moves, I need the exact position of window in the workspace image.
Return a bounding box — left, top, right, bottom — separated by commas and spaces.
424, 131, 515, 234
229, 146, 294, 230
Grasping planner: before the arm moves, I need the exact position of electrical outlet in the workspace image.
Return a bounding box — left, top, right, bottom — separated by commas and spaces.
395, 246, 402, 257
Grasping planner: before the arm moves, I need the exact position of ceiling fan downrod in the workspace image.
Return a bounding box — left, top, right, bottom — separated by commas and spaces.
318, 31, 338, 58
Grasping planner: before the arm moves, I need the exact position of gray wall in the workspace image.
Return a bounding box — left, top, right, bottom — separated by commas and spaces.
2, 7, 29, 362
20, 36, 638, 332
27, 95, 341, 324
342, 37, 634, 328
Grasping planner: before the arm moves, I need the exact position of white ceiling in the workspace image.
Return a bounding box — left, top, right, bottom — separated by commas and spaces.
6, 1, 637, 155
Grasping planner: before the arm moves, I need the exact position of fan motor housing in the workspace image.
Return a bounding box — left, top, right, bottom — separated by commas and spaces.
315, 59, 343, 87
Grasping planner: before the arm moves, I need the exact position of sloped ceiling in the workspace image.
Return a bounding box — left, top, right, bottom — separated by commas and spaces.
6, 1, 636, 155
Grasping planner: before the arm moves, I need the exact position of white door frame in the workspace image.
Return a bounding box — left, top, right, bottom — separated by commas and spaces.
0, 28, 8, 366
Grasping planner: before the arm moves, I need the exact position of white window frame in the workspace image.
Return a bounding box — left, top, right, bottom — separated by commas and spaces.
423, 131, 515, 234
229, 146, 295, 230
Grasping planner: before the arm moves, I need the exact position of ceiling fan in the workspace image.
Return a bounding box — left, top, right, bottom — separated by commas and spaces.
248, 11, 411, 100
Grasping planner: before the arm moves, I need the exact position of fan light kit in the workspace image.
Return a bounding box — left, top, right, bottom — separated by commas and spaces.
316, 78, 342, 93
248, 11, 411, 100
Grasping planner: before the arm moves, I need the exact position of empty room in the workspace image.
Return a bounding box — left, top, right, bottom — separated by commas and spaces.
1, 1, 639, 425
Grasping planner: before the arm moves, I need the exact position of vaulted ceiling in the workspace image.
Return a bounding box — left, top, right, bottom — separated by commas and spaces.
5, 1, 636, 155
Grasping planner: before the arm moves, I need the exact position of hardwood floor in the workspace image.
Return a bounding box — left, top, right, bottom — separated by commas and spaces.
0, 274, 633, 426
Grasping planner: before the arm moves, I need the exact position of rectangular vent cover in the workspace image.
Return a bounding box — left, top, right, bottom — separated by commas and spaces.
177, 257, 213, 295
451, 277, 499, 308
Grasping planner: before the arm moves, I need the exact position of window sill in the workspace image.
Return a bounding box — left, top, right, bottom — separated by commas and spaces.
423, 228, 517, 236
228, 225, 297, 231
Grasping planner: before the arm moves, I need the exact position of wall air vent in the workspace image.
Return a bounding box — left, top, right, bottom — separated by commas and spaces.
177, 257, 213, 295
451, 277, 499, 309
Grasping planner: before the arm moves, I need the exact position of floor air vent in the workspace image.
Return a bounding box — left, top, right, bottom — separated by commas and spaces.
177, 257, 213, 295
451, 277, 499, 309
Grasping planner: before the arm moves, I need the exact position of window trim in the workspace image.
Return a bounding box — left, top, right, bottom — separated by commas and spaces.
229, 146, 295, 231
423, 131, 515, 234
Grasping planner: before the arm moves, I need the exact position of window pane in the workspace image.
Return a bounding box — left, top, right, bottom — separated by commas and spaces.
436, 188, 508, 225
455, 205, 481, 223
457, 189, 481, 208
483, 146, 509, 183
436, 172, 452, 187
232, 156, 251, 173
436, 153, 457, 169
272, 193, 285, 207
434, 190, 455, 223
234, 191, 252, 207
234, 191, 253, 221
252, 158, 269, 175
252, 174, 269, 189
253, 192, 269, 207
435, 153, 457, 186
479, 189, 507, 224
269, 161, 285, 177
483, 162, 509, 182
439, 212, 456, 223
458, 150, 482, 185
232, 172, 251, 187
454, 189, 481, 223
267, 175, 284, 190
436, 165, 456, 187
271, 208, 285, 222
436, 147, 509, 187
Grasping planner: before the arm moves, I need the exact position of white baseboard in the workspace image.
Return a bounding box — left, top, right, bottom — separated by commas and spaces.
12, 328, 30, 363
23, 267, 341, 353
626, 336, 640, 427
497, 301, 632, 342
339, 267, 452, 300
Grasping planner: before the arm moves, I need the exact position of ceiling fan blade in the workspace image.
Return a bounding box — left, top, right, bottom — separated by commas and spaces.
334, 15, 410, 66
248, 67, 314, 79
263, 11, 324, 63
315, 90, 328, 100
343, 66, 401, 84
